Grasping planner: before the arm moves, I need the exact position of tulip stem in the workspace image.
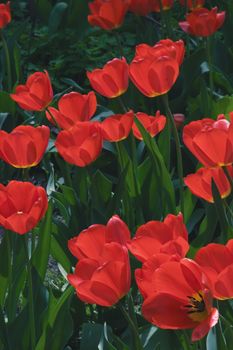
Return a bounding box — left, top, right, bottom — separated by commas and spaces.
162, 94, 184, 216
23, 235, 36, 350
45, 107, 60, 130
223, 166, 233, 190
6, 232, 13, 322
118, 300, 143, 350
0, 32, 12, 91
206, 36, 214, 97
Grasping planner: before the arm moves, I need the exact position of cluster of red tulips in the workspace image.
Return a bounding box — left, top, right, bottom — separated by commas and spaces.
1, 0, 233, 348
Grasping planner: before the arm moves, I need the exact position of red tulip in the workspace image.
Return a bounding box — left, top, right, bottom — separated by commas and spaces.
68, 215, 130, 260
68, 215, 131, 306
129, 0, 154, 16
0, 125, 50, 168
55, 122, 103, 167
135, 39, 185, 66
101, 112, 134, 142
195, 240, 233, 299
10, 71, 53, 111
184, 167, 232, 203
127, 213, 189, 262
46, 91, 97, 129
129, 40, 182, 97
135, 253, 181, 299
0, 1, 11, 29
88, 0, 130, 30
68, 242, 131, 306
173, 113, 185, 129
132, 111, 166, 140
183, 114, 233, 167
179, 0, 204, 10
141, 259, 219, 341
0, 181, 48, 234
151, 0, 174, 12
87, 58, 129, 98
179, 7, 225, 37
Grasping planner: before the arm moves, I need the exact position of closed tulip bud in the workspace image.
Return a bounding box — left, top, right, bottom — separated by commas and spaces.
0, 181, 48, 234
0, 1, 11, 29
173, 113, 185, 129
179, 7, 225, 37
55, 122, 103, 167
10, 71, 53, 111
87, 58, 129, 98
88, 0, 130, 30
0, 125, 50, 168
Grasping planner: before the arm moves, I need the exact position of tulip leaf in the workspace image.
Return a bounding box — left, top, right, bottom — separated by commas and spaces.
80, 323, 114, 350
35, 286, 73, 350
134, 117, 176, 215
0, 92, 15, 114
32, 202, 53, 281
48, 2, 68, 34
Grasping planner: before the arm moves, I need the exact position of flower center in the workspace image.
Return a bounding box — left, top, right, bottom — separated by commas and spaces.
17, 211, 24, 215
184, 291, 208, 322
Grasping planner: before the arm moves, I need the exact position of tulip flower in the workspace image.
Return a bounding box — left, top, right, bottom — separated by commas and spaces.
87, 58, 129, 98
10, 71, 53, 111
129, 39, 183, 97
135, 39, 185, 66
68, 215, 131, 259
101, 112, 134, 142
141, 259, 219, 341
55, 122, 103, 167
195, 240, 233, 299
179, 7, 225, 37
151, 0, 174, 12
68, 215, 131, 306
88, 0, 130, 30
132, 111, 166, 140
0, 125, 50, 168
127, 213, 189, 262
68, 242, 131, 306
46, 91, 97, 129
179, 0, 204, 10
183, 114, 233, 167
135, 253, 181, 299
184, 167, 232, 203
0, 181, 48, 234
0, 1, 11, 29
129, 0, 154, 16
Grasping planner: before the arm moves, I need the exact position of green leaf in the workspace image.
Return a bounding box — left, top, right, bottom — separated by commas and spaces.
32, 203, 53, 281
134, 117, 176, 215
48, 2, 68, 34
0, 92, 15, 113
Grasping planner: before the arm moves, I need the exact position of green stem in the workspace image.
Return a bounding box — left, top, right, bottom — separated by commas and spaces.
45, 107, 60, 130
23, 235, 36, 350
6, 232, 13, 322
162, 94, 184, 216
206, 36, 214, 96
118, 300, 143, 350
0, 32, 12, 91
223, 166, 233, 190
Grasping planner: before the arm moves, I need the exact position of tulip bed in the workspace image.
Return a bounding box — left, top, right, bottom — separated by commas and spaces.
1, 0, 233, 349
